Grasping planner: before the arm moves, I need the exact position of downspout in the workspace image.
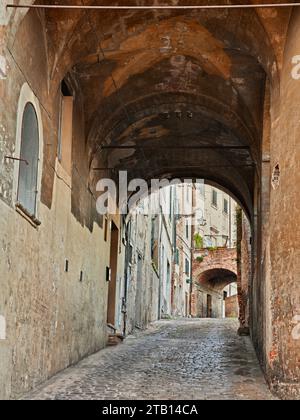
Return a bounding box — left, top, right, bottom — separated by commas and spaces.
158, 209, 163, 319
189, 184, 195, 317
229, 197, 232, 248
122, 217, 131, 337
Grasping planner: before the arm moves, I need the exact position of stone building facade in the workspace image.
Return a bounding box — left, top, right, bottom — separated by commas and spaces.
115, 187, 175, 335
190, 184, 239, 320
171, 184, 193, 317
195, 184, 237, 248
192, 247, 238, 319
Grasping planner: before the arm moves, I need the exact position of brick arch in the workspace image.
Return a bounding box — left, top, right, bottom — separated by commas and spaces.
197, 268, 237, 292
193, 248, 237, 290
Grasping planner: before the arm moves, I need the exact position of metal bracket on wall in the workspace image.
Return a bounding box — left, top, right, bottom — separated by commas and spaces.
4, 156, 29, 165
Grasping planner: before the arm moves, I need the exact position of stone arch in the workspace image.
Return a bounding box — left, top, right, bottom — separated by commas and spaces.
197, 268, 237, 292
193, 248, 237, 284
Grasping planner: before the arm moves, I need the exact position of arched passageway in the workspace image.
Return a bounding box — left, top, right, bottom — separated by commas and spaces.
192, 246, 238, 320
194, 267, 238, 318
0, 1, 299, 400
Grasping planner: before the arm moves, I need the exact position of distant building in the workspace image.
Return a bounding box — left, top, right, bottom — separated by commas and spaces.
192, 184, 239, 319
194, 184, 237, 249
115, 183, 239, 334
172, 184, 193, 317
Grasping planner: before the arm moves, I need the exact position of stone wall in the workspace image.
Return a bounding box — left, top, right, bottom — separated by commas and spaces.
191, 286, 223, 319
0, 9, 113, 399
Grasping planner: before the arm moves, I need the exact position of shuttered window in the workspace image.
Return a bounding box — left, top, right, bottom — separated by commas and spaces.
17, 103, 39, 216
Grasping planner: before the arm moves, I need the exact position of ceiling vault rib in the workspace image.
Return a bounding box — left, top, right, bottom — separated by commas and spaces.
6, 3, 300, 10
101, 146, 251, 150
92, 164, 255, 171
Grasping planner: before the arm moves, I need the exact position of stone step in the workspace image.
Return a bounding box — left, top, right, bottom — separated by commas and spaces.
107, 333, 125, 346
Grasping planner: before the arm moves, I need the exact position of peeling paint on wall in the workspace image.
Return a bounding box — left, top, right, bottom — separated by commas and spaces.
292, 315, 300, 340
271, 164, 280, 190
0, 56, 7, 80
0, 123, 14, 205
0, 4, 8, 26
0, 316, 6, 340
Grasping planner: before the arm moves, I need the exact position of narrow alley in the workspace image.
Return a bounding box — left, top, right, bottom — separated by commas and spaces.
25, 319, 274, 401
1, 1, 300, 401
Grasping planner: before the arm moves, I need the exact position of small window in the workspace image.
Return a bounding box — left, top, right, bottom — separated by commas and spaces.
223, 198, 229, 214
104, 217, 108, 242
186, 220, 189, 239
169, 187, 173, 220
198, 183, 204, 196
185, 258, 190, 276
212, 190, 218, 208
17, 103, 39, 216
58, 79, 73, 175
175, 249, 180, 265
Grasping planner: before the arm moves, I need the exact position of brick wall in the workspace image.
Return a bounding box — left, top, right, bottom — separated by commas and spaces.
225, 295, 239, 318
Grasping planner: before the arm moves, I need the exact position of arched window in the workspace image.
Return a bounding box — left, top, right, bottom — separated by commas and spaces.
17, 103, 39, 216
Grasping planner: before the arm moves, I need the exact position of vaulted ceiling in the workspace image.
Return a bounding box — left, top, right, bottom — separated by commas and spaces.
14, 1, 294, 217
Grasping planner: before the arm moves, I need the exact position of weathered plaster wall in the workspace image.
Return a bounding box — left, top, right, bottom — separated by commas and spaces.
122, 212, 160, 335
171, 185, 193, 318
0, 163, 110, 399
0, 9, 111, 399
192, 285, 223, 319
160, 215, 174, 317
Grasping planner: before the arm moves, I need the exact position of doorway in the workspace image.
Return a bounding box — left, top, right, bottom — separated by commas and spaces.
207, 295, 212, 318
185, 292, 189, 317
107, 221, 119, 326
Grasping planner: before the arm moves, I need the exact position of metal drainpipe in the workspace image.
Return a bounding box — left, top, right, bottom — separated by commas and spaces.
171, 188, 177, 315
158, 207, 164, 320
189, 184, 196, 317
122, 218, 131, 337
229, 197, 232, 248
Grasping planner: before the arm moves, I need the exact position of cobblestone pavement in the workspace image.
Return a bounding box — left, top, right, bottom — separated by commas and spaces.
25, 319, 275, 400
